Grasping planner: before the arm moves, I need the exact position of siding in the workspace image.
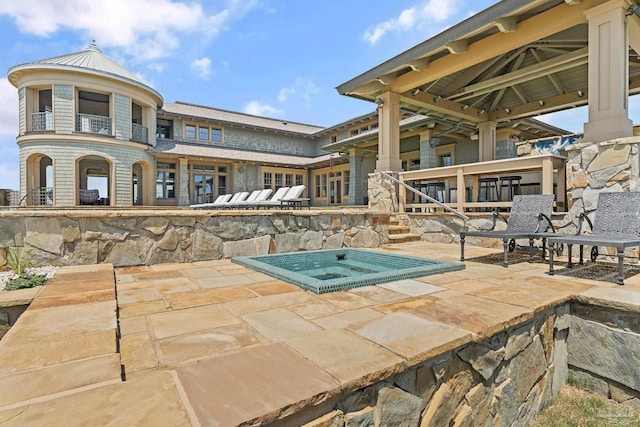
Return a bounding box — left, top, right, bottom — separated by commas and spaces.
114, 93, 131, 141
53, 85, 74, 134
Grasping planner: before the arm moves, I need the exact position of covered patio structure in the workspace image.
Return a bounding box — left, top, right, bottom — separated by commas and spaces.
337, 0, 640, 213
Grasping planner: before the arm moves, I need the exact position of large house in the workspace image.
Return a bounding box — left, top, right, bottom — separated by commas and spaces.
7, 43, 567, 208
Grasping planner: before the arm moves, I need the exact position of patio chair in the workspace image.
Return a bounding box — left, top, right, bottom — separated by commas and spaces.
217, 191, 249, 208
547, 192, 640, 285
226, 190, 261, 208
460, 194, 556, 267
253, 185, 306, 209
79, 189, 100, 205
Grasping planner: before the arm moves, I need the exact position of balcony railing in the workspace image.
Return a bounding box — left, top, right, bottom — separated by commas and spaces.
131, 123, 149, 143
397, 154, 567, 213
31, 111, 53, 131
76, 113, 112, 135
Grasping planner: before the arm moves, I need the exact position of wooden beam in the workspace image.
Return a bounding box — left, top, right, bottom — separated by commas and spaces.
487, 88, 589, 122
388, 0, 600, 94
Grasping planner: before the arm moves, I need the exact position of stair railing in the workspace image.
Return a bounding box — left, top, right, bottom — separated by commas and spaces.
378, 171, 469, 221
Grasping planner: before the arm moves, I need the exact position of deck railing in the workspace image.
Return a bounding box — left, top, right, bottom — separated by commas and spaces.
76, 113, 112, 135
31, 112, 53, 131
131, 123, 149, 143
398, 154, 567, 213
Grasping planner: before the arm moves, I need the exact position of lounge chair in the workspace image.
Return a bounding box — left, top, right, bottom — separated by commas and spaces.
190, 193, 233, 209
547, 192, 640, 285
79, 189, 100, 205
254, 185, 306, 209
248, 187, 291, 208
460, 194, 556, 267
234, 189, 273, 207
226, 190, 261, 208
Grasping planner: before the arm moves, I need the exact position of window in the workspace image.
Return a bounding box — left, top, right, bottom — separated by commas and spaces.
360, 126, 369, 133
295, 175, 304, 186
156, 162, 176, 199
156, 119, 173, 139
315, 175, 321, 197
199, 126, 209, 140
189, 163, 228, 204
285, 174, 293, 187
371, 123, 379, 130
350, 129, 359, 137
330, 135, 337, 143
344, 171, 350, 196
435, 143, 456, 168
211, 127, 222, 142
263, 172, 272, 188
185, 125, 196, 139
275, 173, 283, 189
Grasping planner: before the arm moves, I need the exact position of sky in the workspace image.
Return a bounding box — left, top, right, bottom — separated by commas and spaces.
0, 0, 611, 191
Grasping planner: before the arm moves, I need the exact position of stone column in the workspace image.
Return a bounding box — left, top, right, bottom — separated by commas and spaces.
419, 131, 437, 169
376, 91, 402, 172
583, 0, 634, 142
178, 157, 190, 206
496, 129, 519, 160
478, 121, 497, 161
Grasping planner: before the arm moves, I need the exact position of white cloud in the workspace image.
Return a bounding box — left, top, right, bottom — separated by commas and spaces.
0, 0, 259, 61
0, 79, 18, 139
277, 78, 319, 104
277, 86, 295, 103
243, 101, 283, 117
191, 57, 212, 79
364, 0, 456, 45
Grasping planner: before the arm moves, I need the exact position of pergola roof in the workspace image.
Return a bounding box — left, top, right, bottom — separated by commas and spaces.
337, 0, 640, 130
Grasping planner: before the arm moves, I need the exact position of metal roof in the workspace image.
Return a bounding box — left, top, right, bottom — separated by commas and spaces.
149, 139, 334, 167
160, 102, 324, 136
7, 43, 163, 105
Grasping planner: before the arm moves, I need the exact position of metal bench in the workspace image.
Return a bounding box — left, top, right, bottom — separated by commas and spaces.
460, 194, 556, 267
547, 192, 640, 285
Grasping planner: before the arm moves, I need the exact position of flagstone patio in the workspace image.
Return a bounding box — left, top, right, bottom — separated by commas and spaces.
0, 241, 638, 425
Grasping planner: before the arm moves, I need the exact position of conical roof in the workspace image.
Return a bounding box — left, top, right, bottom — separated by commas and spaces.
8, 43, 163, 105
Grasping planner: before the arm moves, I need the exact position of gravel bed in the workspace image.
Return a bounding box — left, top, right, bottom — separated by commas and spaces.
0, 266, 59, 291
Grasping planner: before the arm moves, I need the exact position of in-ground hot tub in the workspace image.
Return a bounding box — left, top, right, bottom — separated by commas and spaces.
232, 248, 464, 294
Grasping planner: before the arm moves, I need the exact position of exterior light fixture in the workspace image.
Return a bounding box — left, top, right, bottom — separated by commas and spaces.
505, 108, 512, 114
577, 90, 585, 98
433, 95, 442, 102
411, 88, 421, 96
461, 104, 469, 111
477, 109, 486, 115
539, 100, 545, 106
375, 98, 384, 106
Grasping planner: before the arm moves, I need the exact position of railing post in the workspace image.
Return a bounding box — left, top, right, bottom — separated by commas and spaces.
398, 173, 406, 213
457, 168, 466, 211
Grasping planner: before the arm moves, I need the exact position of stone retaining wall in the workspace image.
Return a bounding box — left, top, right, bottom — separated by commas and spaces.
298, 301, 640, 426
0, 210, 389, 268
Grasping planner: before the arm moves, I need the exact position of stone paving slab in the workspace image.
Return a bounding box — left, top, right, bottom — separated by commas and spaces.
38, 277, 114, 296
0, 300, 116, 345
285, 329, 405, 390
164, 286, 256, 310
351, 312, 473, 365
469, 282, 575, 311
311, 307, 385, 330
241, 307, 321, 342
147, 304, 240, 340
0, 287, 41, 307
120, 332, 159, 375
378, 279, 446, 296
0, 353, 122, 407
156, 323, 267, 366
0, 371, 191, 426
28, 289, 115, 310
0, 329, 116, 376
175, 343, 340, 426
223, 290, 319, 315
576, 286, 640, 312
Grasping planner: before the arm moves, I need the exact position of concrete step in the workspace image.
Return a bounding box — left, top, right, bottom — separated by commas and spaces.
388, 233, 422, 243
389, 225, 411, 234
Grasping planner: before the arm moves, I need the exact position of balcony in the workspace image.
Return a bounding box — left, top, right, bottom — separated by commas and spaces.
31, 112, 53, 131
131, 123, 149, 144
76, 113, 112, 135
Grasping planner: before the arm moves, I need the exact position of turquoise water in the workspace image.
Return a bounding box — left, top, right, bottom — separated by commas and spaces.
232, 249, 464, 294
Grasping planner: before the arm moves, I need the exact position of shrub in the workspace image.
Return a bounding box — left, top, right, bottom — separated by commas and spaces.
2, 241, 33, 276
4, 273, 48, 291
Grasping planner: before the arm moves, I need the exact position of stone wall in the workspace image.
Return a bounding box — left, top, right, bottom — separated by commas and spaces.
295, 305, 570, 426
0, 210, 389, 268
297, 300, 640, 426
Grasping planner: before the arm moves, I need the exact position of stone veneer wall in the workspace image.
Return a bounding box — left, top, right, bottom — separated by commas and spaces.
0, 210, 389, 268
296, 301, 640, 426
